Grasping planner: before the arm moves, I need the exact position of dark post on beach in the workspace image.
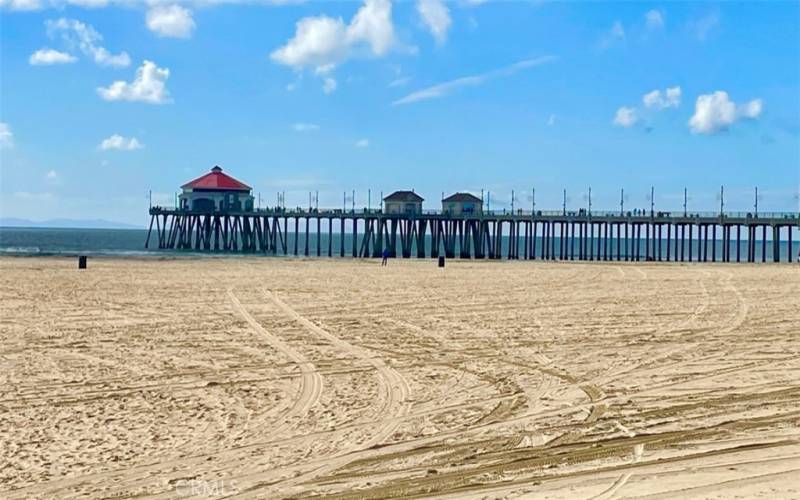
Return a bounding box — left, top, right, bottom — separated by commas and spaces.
438, 256, 445, 268
78, 256, 87, 269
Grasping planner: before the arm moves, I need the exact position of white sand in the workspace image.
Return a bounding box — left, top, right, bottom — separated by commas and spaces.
1, 257, 799, 499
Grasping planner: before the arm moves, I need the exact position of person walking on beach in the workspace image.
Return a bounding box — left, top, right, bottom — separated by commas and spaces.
381, 248, 389, 266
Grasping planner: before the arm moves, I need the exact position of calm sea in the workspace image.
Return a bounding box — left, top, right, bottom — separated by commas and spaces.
1, 226, 797, 261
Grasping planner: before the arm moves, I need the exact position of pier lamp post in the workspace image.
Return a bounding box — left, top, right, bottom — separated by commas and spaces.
649, 186, 655, 217
352, 190, 355, 213
562, 189, 567, 216
588, 187, 592, 215
511, 190, 515, 214
684, 188, 688, 217
487, 191, 491, 212
620, 188, 624, 216
754, 187, 759, 217
719, 186, 725, 217
532, 188, 535, 214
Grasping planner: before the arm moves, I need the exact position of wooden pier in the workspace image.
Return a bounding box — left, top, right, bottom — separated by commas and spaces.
145, 208, 799, 263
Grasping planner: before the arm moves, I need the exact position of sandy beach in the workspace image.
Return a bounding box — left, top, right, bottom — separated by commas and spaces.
1, 256, 799, 499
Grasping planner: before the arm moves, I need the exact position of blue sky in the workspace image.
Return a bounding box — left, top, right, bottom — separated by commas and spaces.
1, 0, 798, 226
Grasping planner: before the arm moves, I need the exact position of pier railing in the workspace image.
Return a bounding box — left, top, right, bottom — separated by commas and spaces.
150, 205, 800, 222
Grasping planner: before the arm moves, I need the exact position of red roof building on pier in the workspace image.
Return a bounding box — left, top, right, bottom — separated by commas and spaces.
179, 166, 254, 212
181, 165, 251, 191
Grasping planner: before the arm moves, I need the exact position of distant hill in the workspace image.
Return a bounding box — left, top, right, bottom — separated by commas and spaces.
0, 218, 143, 230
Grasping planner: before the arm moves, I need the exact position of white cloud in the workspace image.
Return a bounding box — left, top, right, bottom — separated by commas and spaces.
547, 114, 556, 126
0, 122, 13, 149
272, 16, 349, 70
146, 4, 196, 38
388, 76, 410, 87
688, 91, 763, 134
322, 77, 337, 94
29, 48, 77, 65
347, 0, 394, 55
598, 20, 625, 50
2, 0, 293, 9
355, 138, 369, 148
292, 123, 319, 132
99, 134, 144, 150
46, 18, 130, 67
271, 0, 394, 91
0, 0, 42, 11
417, 0, 451, 45
645, 9, 664, 30
642, 86, 681, 109
44, 169, 58, 181
67, 0, 108, 6
740, 98, 763, 119
97, 60, 171, 104
691, 12, 719, 41
393, 56, 556, 105
613, 106, 638, 128
67, 0, 110, 9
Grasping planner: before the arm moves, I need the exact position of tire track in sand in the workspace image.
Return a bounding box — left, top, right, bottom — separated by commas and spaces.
227, 289, 323, 440
263, 289, 411, 447
230, 290, 412, 499
8, 290, 325, 500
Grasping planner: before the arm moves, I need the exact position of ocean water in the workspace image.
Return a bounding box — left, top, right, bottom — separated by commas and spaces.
1, 226, 798, 262
0, 227, 154, 257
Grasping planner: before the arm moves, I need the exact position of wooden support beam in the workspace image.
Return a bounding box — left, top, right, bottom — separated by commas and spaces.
352, 218, 358, 257
145, 215, 155, 248
304, 217, 310, 257
712, 224, 717, 262
340, 218, 345, 257
773, 225, 780, 262
736, 225, 741, 262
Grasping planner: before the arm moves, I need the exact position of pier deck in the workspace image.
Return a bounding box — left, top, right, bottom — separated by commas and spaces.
146, 207, 800, 263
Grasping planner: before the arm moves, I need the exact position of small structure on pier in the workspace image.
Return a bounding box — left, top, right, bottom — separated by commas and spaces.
442, 192, 483, 215
179, 166, 254, 212
383, 190, 424, 215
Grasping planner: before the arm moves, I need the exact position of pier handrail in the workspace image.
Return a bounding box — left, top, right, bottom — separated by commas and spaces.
149, 205, 800, 221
